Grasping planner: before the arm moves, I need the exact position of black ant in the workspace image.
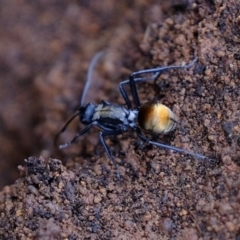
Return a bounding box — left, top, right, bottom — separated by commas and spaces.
56, 52, 208, 179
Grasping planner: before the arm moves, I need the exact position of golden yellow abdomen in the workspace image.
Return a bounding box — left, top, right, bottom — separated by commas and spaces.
138, 102, 177, 134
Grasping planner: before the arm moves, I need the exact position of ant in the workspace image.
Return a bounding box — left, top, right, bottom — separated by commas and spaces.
56, 52, 208, 179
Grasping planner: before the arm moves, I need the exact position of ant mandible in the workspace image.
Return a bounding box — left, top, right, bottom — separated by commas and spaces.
56, 52, 208, 179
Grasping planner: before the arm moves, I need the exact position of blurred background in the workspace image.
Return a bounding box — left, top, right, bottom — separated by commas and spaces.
0, 0, 177, 189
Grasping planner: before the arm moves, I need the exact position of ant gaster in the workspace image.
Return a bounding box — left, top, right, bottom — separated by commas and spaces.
56, 52, 208, 179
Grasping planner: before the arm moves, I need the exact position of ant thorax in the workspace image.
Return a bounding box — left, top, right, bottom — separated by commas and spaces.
92, 103, 138, 128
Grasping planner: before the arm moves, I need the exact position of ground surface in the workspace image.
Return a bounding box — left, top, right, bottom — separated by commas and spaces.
0, 0, 240, 239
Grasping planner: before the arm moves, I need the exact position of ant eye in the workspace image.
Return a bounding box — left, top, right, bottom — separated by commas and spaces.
81, 103, 96, 124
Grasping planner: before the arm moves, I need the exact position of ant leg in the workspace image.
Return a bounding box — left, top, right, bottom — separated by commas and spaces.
129, 56, 198, 108
101, 100, 111, 105
119, 75, 159, 109
135, 127, 208, 160
59, 121, 98, 149
99, 129, 125, 180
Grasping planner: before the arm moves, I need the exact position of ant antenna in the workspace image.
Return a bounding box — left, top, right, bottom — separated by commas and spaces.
55, 51, 103, 146
80, 51, 104, 106
54, 112, 80, 146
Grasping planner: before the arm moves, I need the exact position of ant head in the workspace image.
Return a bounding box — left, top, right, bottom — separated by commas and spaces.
79, 103, 96, 124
